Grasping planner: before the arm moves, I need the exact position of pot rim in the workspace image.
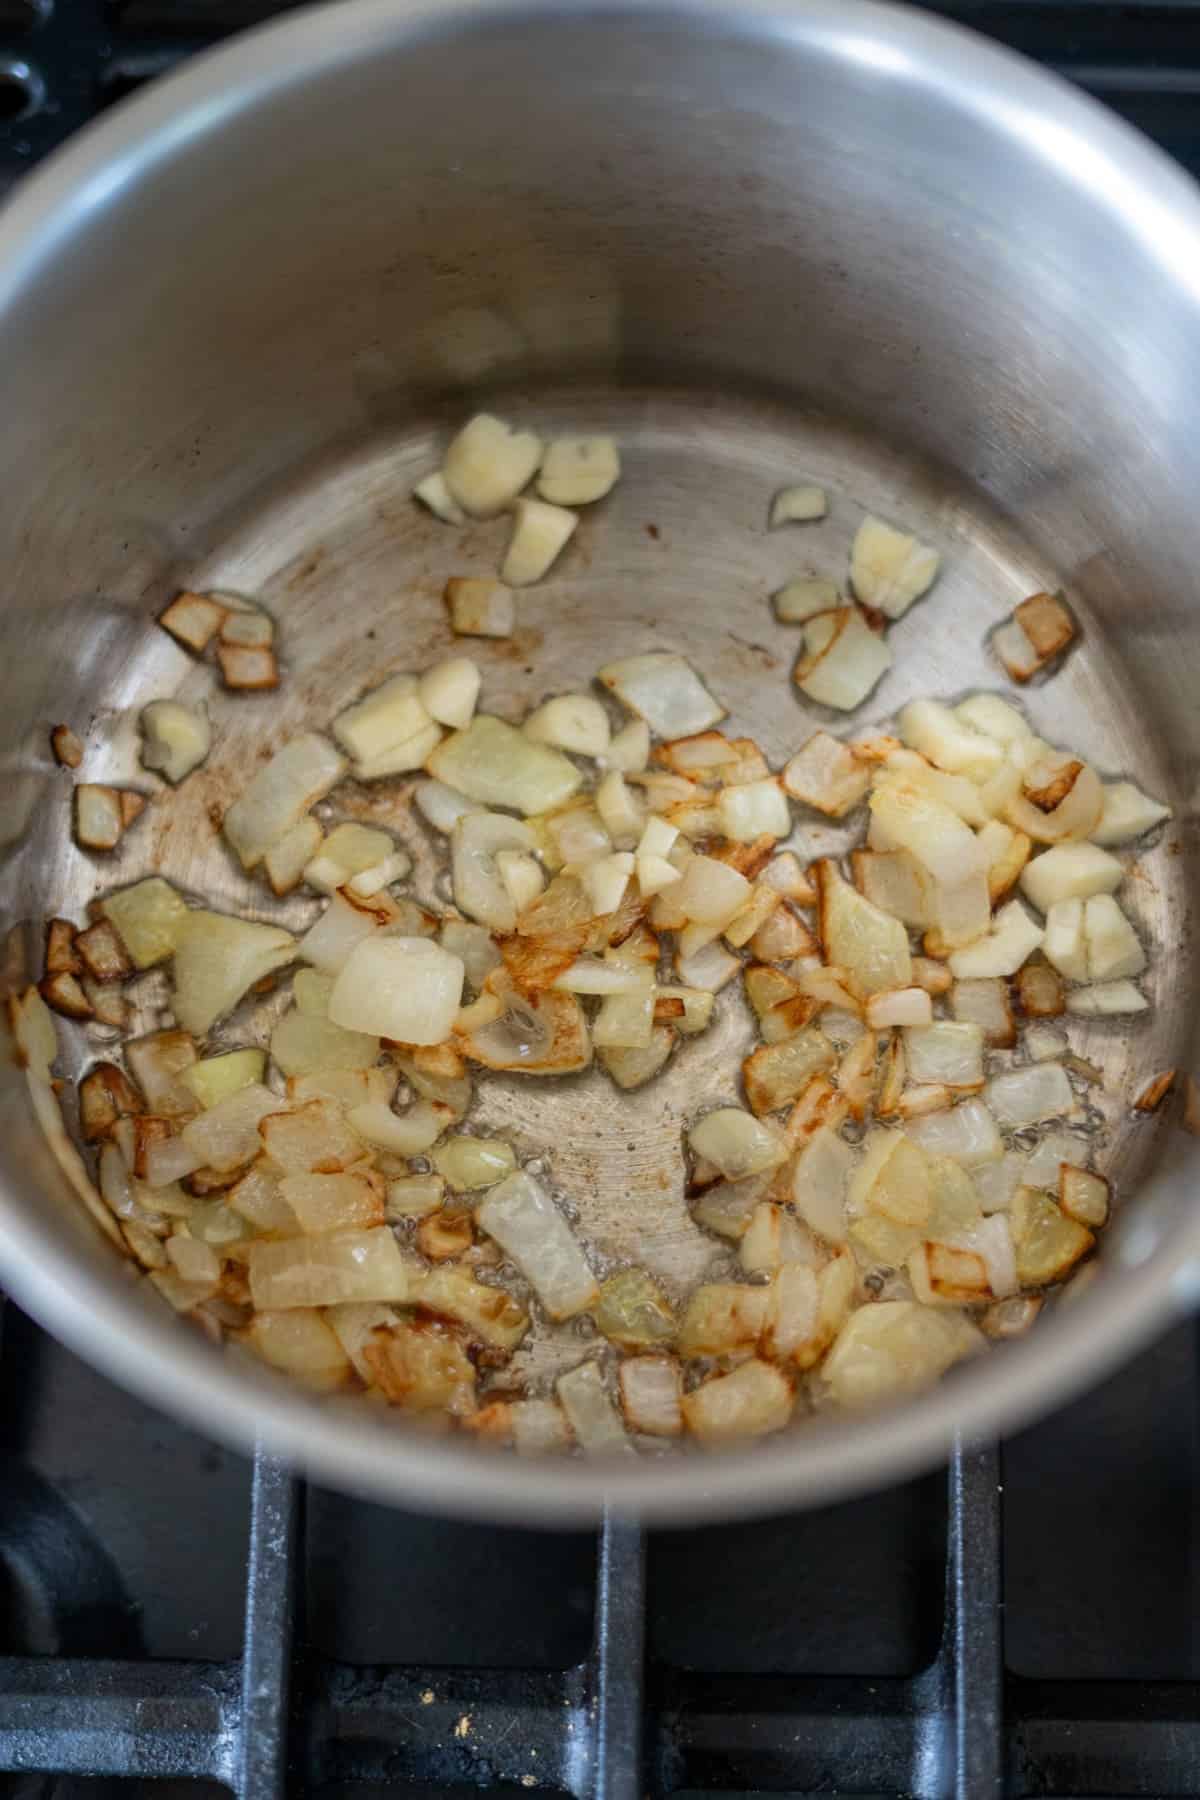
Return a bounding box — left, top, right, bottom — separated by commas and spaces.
2, 0, 1199, 1522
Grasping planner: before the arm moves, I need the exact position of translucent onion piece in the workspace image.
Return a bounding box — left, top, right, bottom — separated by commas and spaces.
783, 732, 870, 817
172, 911, 296, 1037
431, 1135, 516, 1189
1083, 894, 1145, 981
689, 1107, 787, 1179
1065, 980, 1148, 1015
452, 811, 539, 933
597, 653, 726, 738
556, 1361, 634, 1455
538, 434, 621, 506
247, 1228, 415, 1309
477, 1170, 598, 1318
181, 1083, 281, 1174
619, 1355, 683, 1436
442, 412, 543, 517
774, 576, 840, 622
985, 1062, 1073, 1128
329, 937, 464, 1045
100, 877, 189, 970
279, 1170, 385, 1233
1020, 843, 1123, 913
816, 859, 911, 996
415, 1264, 529, 1352
139, 700, 211, 785
682, 1360, 793, 1444
1092, 780, 1171, 845
223, 733, 346, 868
427, 715, 582, 814
850, 515, 940, 619
903, 1022, 984, 1089
183, 1049, 266, 1110
823, 1301, 982, 1407
794, 607, 892, 710
947, 899, 1043, 980
245, 1310, 352, 1391
905, 1097, 1003, 1167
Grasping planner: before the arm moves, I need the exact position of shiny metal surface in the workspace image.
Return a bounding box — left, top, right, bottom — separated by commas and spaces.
0, 0, 1197, 1524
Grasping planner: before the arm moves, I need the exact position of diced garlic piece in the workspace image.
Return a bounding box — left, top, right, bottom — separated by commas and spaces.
1092, 780, 1171, 846
865, 987, 933, 1029
414, 779, 484, 833
158, 590, 227, 653
501, 498, 578, 586
599, 652, 725, 738
605, 718, 651, 773
1020, 842, 1123, 913
139, 700, 211, 786
1083, 894, 1145, 981
418, 657, 481, 731
413, 469, 466, 524
954, 693, 1033, 746
717, 777, 790, 843
442, 413, 542, 517
524, 692, 610, 756
304, 823, 404, 897
478, 1169, 598, 1318
1065, 980, 1148, 1015
537, 434, 620, 506
897, 698, 1002, 782
947, 899, 1043, 979
332, 674, 429, 764
769, 484, 827, 527
773, 577, 840, 624
496, 849, 544, 913
445, 576, 515, 638
849, 515, 940, 619
794, 607, 891, 710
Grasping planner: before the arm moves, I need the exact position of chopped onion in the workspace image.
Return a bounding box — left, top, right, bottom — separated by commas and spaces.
949, 978, 1014, 1047
946, 899, 1043, 980
599, 1027, 677, 1089
816, 859, 911, 996
994, 591, 1077, 682
291, 1066, 395, 1109
74, 784, 133, 852
502, 497, 578, 585
180, 1081, 281, 1174
823, 1300, 982, 1407
774, 576, 840, 623
460, 978, 591, 1074
432, 1135, 516, 1189
260, 1097, 366, 1173
898, 699, 1002, 781
850, 514, 939, 619
870, 778, 984, 889
1092, 780, 1171, 845
618, 1355, 682, 1436
1041, 898, 1088, 980
477, 1169, 598, 1318
985, 1062, 1073, 1128
1083, 894, 1145, 981
905, 1097, 1002, 1166
717, 778, 790, 842
1020, 842, 1123, 913
595, 771, 644, 846
264, 818, 324, 896
740, 1202, 819, 1274
1010, 1186, 1093, 1285
794, 607, 892, 710
449, 811, 538, 934
280, 1170, 385, 1233
331, 674, 430, 765
329, 937, 463, 1045
248, 1227, 415, 1309
385, 1174, 445, 1220
245, 1310, 352, 1391
605, 718, 651, 773
1059, 1164, 1109, 1228
1065, 980, 1148, 1016
682, 1359, 793, 1443
415, 1263, 529, 1353
183, 1048, 266, 1110
790, 1125, 854, 1241
783, 732, 870, 817
414, 779, 483, 835
954, 693, 1032, 746
743, 1030, 836, 1115
126, 1029, 199, 1117
556, 1361, 633, 1455
139, 700, 211, 785
223, 733, 346, 868
581, 851, 634, 917
538, 434, 620, 506
304, 823, 406, 897
850, 849, 931, 929
598, 652, 725, 738
689, 1106, 786, 1179
298, 886, 403, 974
865, 987, 932, 1030
428, 715, 581, 815
172, 910, 296, 1037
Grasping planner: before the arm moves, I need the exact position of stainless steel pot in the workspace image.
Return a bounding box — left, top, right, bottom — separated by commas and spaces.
0, 0, 1197, 1525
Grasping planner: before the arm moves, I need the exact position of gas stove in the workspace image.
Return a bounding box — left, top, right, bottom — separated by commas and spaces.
1, 5, 1199, 1796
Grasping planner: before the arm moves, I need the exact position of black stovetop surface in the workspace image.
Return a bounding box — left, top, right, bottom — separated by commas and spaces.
1, 4, 1199, 1795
